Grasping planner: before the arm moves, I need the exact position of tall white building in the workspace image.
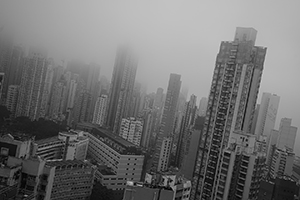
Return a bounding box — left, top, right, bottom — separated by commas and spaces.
277, 118, 297, 151
92, 94, 108, 126
5, 85, 19, 115
119, 117, 143, 146
198, 97, 208, 117
255, 93, 280, 137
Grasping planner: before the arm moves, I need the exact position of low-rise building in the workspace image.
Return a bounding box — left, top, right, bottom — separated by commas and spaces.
0, 155, 95, 200
258, 176, 300, 200
0, 133, 33, 159
33, 130, 88, 161
123, 171, 191, 200
77, 123, 144, 200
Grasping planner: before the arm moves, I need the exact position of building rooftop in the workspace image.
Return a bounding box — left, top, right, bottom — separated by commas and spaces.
97, 165, 116, 176
45, 159, 92, 168
35, 136, 60, 145
77, 122, 142, 155
0, 133, 33, 142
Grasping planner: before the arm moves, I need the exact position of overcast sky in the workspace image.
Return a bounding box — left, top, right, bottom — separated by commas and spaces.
0, 0, 300, 154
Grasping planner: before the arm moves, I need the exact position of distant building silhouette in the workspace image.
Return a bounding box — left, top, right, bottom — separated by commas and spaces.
106, 45, 138, 134
152, 73, 181, 172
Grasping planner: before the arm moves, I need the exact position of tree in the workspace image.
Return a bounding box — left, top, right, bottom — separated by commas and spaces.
0, 105, 11, 128
0, 105, 10, 120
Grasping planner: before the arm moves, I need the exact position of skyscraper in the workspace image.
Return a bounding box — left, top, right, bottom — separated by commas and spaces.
276, 118, 297, 151
174, 94, 197, 168
154, 87, 164, 110
215, 131, 266, 199
92, 94, 108, 126
5, 85, 19, 115
198, 97, 208, 117
106, 45, 138, 133
152, 73, 181, 172
191, 27, 267, 199
85, 63, 101, 122
15, 47, 49, 120
255, 93, 280, 137
0, 27, 14, 104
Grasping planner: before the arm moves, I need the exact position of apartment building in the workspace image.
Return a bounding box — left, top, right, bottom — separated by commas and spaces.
123, 171, 191, 200
214, 131, 266, 200
33, 130, 89, 161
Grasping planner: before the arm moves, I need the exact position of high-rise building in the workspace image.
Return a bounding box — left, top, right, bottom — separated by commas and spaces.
5, 45, 24, 87
129, 82, 142, 118
140, 110, 153, 149
276, 118, 297, 151
191, 27, 267, 199
39, 62, 54, 118
270, 147, 294, 178
5, 85, 19, 115
92, 94, 108, 126
174, 94, 197, 168
85, 63, 101, 123
214, 131, 266, 200
119, 117, 143, 146
255, 93, 280, 137
0, 72, 4, 102
106, 45, 138, 133
152, 73, 181, 172
198, 97, 208, 117
48, 80, 67, 120
154, 87, 164, 110
0, 27, 14, 104
266, 129, 280, 168
250, 104, 260, 134
181, 116, 205, 181
15, 47, 49, 120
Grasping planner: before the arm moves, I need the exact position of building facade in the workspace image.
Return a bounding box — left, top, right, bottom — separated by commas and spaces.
79, 125, 144, 199
152, 73, 181, 172
191, 27, 267, 199
15, 48, 49, 120
123, 172, 191, 200
106, 45, 138, 133
119, 117, 143, 146
92, 94, 108, 126
198, 97, 208, 117
254, 93, 280, 138
214, 131, 266, 200
276, 118, 297, 151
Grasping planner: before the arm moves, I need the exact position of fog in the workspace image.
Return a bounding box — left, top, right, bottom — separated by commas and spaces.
1, 0, 300, 154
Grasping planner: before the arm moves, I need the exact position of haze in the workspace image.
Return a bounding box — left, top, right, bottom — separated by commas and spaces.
0, 0, 299, 154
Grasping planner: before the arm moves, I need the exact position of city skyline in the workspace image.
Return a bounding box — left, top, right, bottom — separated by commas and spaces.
0, 1, 300, 198
0, 1, 298, 146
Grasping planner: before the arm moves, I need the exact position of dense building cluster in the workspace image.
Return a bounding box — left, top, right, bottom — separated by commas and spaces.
0, 26, 299, 200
